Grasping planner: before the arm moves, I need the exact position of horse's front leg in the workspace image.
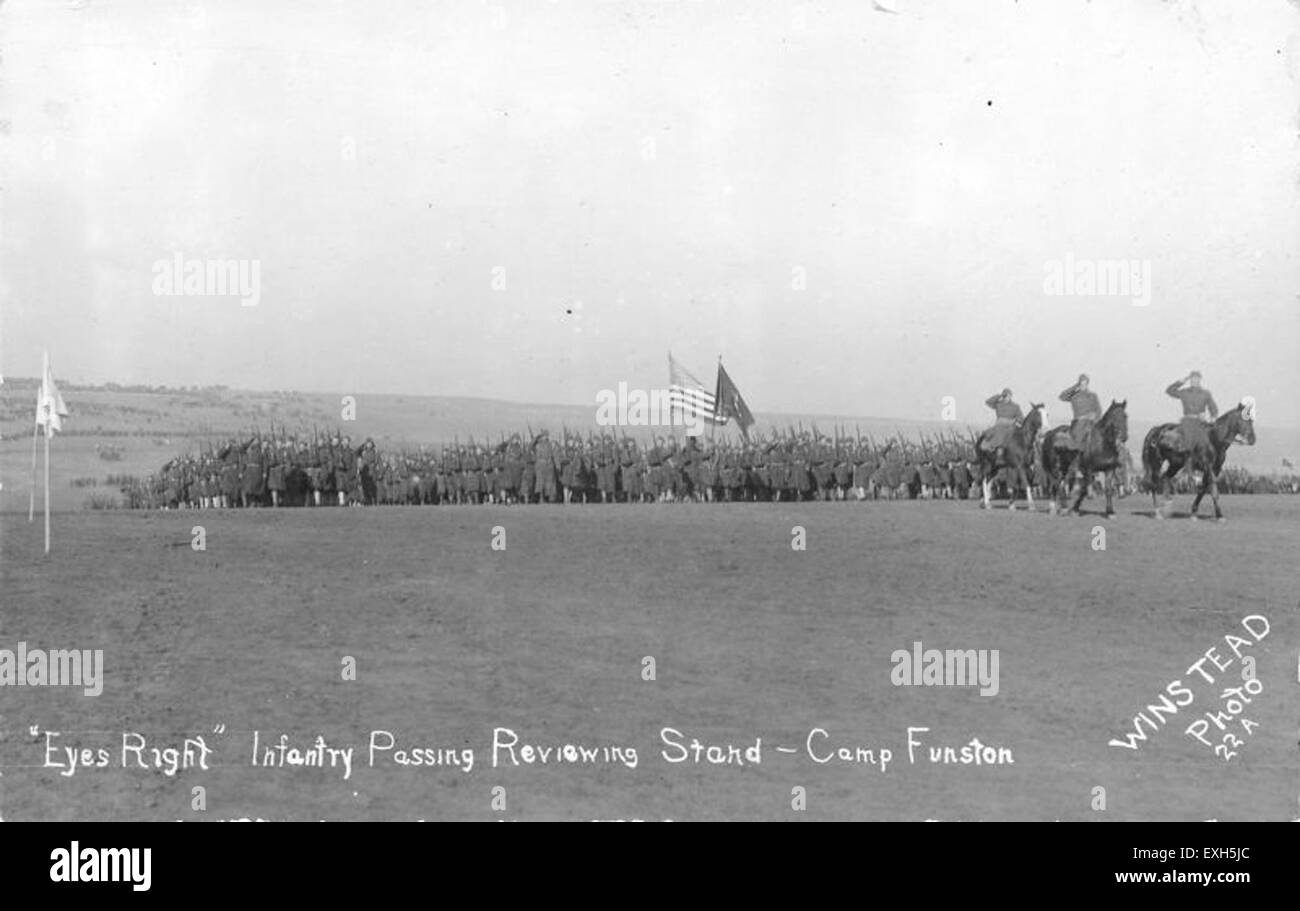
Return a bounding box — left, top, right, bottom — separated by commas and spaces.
1103, 470, 1115, 517
1154, 466, 1175, 519
1204, 470, 1224, 521
1052, 457, 1072, 516
1070, 465, 1088, 514
1190, 468, 1209, 517
1020, 465, 1034, 511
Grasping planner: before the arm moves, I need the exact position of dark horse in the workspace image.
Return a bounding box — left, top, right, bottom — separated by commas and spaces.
977, 403, 1044, 511
1041, 400, 1128, 517
1142, 400, 1256, 521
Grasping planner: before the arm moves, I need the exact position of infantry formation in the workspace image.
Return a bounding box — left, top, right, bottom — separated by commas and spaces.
119, 370, 1264, 513
127, 425, 993, 509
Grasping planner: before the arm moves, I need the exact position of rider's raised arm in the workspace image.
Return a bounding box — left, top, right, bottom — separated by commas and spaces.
1059, 384, 1077, 402
985, 394, 1001, 409
1165, 379, 1184, 398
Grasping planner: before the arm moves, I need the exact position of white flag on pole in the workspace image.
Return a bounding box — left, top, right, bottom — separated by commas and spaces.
36, 351, 69, 435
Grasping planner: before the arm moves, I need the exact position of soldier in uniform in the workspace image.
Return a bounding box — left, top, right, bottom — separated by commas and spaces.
435, 446, 453, 504
533, 431, 559, 503
466, 444, 485, 504
220, 444, 241, 508
785, 439, 806, 501
751, 443, 770, 502
503, 437, 524, 504
811, 438, 834, 501
1164, 370, 1218, 457
645, 437, 664, 502
1058, 373, 1102, 450
307, 440, 327, 506
932, 458, 952, 499
699, 444, 719, 503
618, 439, 641, 503
833, 449, 853, 501
519, 440, 536, 505
767, 441, 787, 501
267, 442, 287, 507
358, 441, 379, 505
851, 446, 872, 500
558, 442, 577, 504
345, 436, 362, 505
664, 437, 684, 502
242, 440, 268, 507
979, 388, 1024, 454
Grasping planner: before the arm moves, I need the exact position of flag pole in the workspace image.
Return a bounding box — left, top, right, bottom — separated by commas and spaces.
710, 355, 720, 446
44, 418, 51, 554
29, 415, 39, 522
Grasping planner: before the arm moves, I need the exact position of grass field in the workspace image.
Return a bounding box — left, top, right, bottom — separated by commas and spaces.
1, 496, 1295, 821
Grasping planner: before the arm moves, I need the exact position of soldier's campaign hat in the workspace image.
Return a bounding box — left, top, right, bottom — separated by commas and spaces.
1002, 388, 1012, 397
1078, 373, 1089, 383
1189, 370, 1202, 379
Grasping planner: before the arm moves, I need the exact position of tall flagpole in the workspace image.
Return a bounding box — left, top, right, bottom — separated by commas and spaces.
39, 349, 53, 553
29, 413, 39, 522
44, 416, 51, 554
710, 355, 720, 447
42, 349, 52, 552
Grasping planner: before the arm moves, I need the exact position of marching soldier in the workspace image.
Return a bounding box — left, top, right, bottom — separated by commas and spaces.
267, 442, 287, 507
533, 430, 559, 503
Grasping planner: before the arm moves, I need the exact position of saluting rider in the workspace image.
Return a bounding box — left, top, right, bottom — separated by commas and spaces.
979, 388, 1023, 454
1058, 373, 1101, 450
1165, 370, 1218, 456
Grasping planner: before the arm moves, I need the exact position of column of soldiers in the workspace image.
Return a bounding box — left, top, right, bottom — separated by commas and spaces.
129, 426, 1005, 509
118, 371, 1275, 509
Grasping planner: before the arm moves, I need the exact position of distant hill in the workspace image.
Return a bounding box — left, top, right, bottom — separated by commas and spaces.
1, 380, 1295, 512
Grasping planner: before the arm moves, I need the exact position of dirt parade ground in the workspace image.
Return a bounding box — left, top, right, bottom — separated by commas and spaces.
1, 496, 1294, 822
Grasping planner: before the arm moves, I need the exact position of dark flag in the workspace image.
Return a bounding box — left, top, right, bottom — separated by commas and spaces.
714, 362, 755, 438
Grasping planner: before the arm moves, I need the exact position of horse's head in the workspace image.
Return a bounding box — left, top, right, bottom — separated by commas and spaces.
1101, 399, 1128, 444
1225, 398, 1257, 446
1024, 403, 1045, 438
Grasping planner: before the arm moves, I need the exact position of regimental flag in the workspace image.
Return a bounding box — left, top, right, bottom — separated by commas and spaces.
668, 353, 723, 428
36, 350, 69, 435
714, 361, 755, 439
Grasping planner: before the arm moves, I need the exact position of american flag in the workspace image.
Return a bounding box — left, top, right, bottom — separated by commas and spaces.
668, 353, 723, 426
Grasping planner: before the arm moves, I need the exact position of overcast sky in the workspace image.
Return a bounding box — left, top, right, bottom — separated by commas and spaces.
2, 0, 1298, 425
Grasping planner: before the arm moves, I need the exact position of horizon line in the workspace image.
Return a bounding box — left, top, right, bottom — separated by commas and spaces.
0, 377, 1294, 433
